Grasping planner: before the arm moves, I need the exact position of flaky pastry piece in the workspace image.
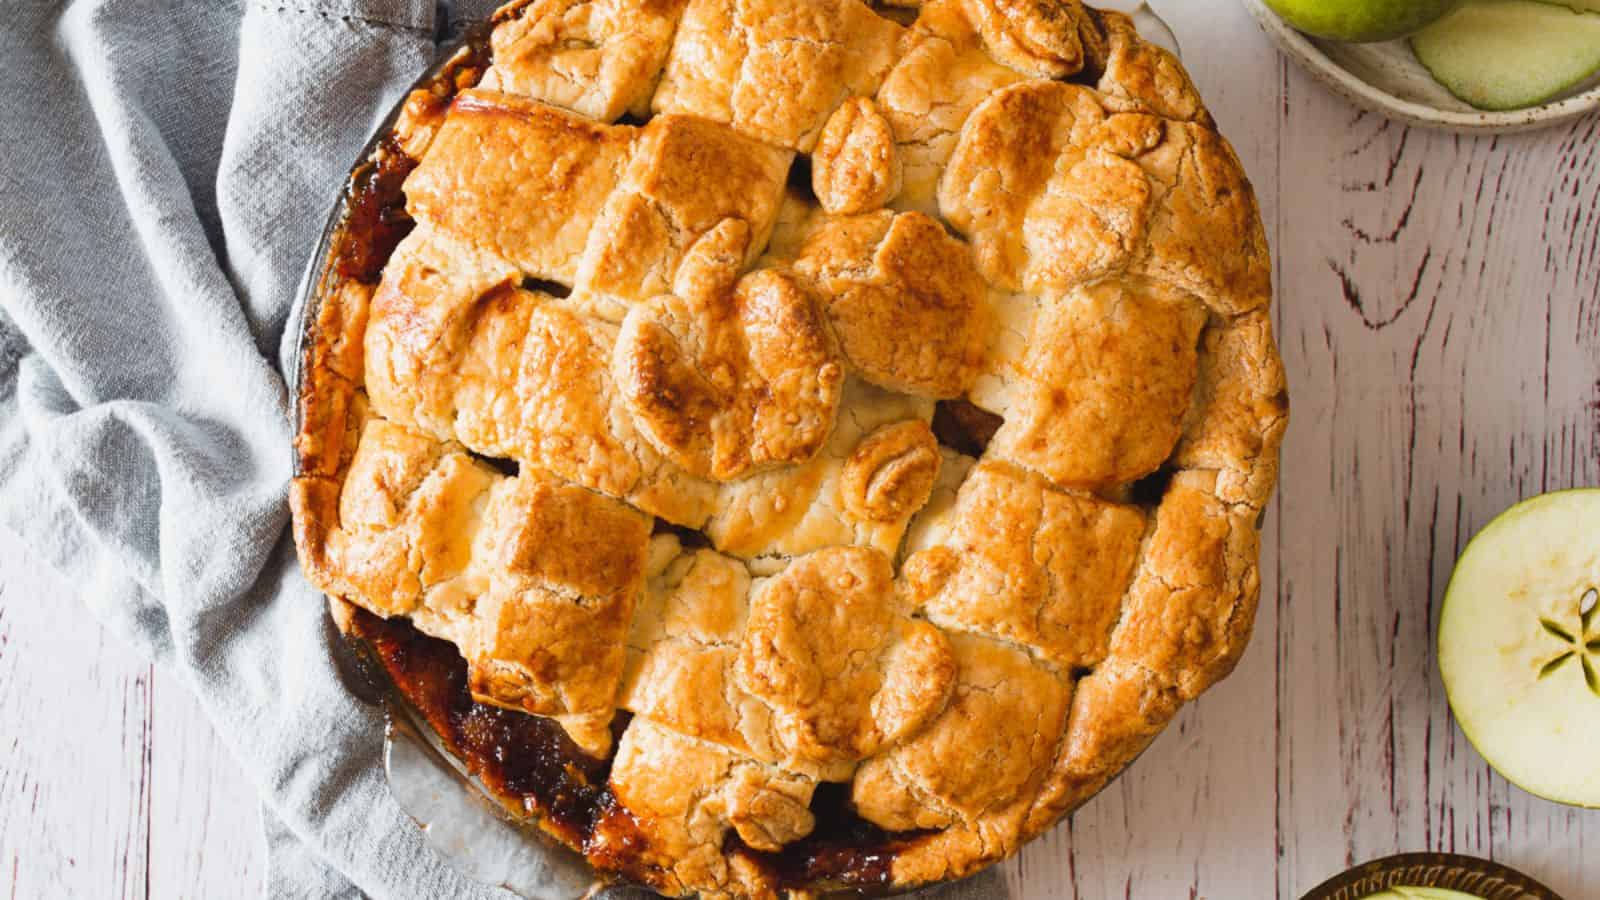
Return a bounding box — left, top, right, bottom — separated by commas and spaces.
614, 260, 845, 482
792, 210, 991, 399
479, 0, 689, 122
736, 546, 956, 769
597, 717, 816, 897
708, 378, 939, 567
622, 541, 956, 779
810, 97, 902, 215
940, 78, 1270, 313
852, 632, 1072, 873
970, 277, 1208, 489
572, 115, 793, 323
1016, 469, 1264, 843
1173, 310, 1289, 508
959, 0, 1105, 79
901, 458, 1147, 670
1093, 9, 1211, 125
404, 88, 635, 284
651, 0, 904, 151
873, 0, 1027, 215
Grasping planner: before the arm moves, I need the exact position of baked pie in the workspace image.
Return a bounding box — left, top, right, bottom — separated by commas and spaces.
290, 0, 1286, 895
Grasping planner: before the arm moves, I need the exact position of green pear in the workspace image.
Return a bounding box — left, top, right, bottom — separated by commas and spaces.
1439, 489, 1600, 809
1411, 0, 1600, 110
1261, 0, 1465, 41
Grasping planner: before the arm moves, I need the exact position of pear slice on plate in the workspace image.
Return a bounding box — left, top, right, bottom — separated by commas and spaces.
1439, 489, 1600, 808
1411, 0, 1600, 110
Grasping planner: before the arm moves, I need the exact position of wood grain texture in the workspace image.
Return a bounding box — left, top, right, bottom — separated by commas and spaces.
0, 2, 1596, 898
0, 526, 264, 899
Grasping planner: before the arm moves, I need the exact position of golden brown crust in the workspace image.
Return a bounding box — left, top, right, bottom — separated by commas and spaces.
706, 378, 936, 564
857, 632, 1072, 880
363, 226, 719, 525
811, 97, 901, 215
652, 0, 904, 151
959, 0, 1104, 79
289, 3, 1287, 895
941, 79, 1269, 316
600, 717, 814, 896
1106, 470, 1261, 700
978, 278, 1207, 489
573, 115, 793, 323
735, 547, 956, 769
793, 211, 991, 398
613, 268, 845, 482
901, 459, 1146, 668
480, 0, 689, 121
1174, 310, 1289, 508
837, 420, 941, 524
467, 468, 653, 755
1094, 10, 1211, 126
874, 0, 1026, 216
404, 89, 635, 283
620, 541, 953, 782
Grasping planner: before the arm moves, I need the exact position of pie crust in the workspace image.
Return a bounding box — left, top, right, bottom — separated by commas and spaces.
290, 1, 1286, 896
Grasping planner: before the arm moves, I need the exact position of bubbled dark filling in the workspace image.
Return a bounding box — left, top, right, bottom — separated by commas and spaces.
348, 609, 930, 895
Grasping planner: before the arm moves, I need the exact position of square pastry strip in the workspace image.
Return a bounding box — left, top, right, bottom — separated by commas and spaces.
478, 0, 690, 122
650, 0, 904, 151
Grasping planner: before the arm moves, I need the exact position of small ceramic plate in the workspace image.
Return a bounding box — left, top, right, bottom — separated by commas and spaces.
1241, 0, 1600, 134
1298, 853, 1564, 900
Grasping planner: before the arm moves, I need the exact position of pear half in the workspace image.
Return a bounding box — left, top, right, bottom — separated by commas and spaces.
1411, 0, 1600, 111
1439, 489, 1600, 808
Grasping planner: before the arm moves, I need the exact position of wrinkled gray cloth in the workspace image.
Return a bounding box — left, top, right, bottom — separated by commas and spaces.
0, 0, 511, 896
0, 3, 1014, 898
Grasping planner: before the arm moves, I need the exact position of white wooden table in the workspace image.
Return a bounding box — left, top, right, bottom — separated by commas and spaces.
3, 1, 1597, 897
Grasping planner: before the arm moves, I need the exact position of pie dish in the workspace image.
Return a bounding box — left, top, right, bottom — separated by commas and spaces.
288, 1, 1287, 897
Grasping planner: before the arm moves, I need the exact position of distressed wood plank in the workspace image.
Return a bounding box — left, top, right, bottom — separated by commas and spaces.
1271, 45, 1600, 900
147, 664, 265, 899
0, 527, 153, 900
0, 526, 263, 900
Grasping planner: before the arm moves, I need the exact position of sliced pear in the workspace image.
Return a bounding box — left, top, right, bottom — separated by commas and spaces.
1410, 0, 1600, 111
1439, 489, 1600, 808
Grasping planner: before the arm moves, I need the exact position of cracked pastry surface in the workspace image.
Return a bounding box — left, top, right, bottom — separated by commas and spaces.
901, 458, 1147, 669
573, 116, 793, 323
811, 97, 901, 214
480, 0, 689, 122
290, 2, 1284, 896
614, 266, 845, 482
652, 0, 904, 151
793, 210, 991, 399
973, 277, 1208, 488
403, 88, 634, 283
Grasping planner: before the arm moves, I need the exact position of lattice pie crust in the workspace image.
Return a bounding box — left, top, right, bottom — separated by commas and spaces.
291, 1, 1286, 895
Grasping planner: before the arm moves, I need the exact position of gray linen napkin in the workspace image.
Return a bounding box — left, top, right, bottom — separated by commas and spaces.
0, 0, 512, 895
0, 2, 1011, 897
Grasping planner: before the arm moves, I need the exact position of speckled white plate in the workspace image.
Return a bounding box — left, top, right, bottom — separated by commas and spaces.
1242, 0, 1600, 134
